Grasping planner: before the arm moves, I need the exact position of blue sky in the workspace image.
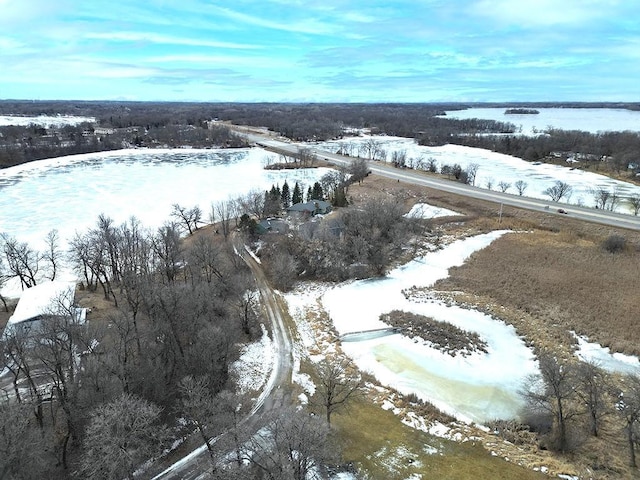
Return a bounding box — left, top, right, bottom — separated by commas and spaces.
1, 0, 639, 102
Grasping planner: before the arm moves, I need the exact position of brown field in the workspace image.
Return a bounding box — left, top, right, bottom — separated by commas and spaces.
438, 230, 640, 356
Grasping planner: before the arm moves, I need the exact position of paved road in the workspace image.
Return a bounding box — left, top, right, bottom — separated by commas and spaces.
148, 246, 294, 480
243, 132, 640, 232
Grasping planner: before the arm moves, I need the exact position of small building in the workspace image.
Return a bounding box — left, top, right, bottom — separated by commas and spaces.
2, 281, 85, 339
257, 218, 290, 234
287, 200, 332, 217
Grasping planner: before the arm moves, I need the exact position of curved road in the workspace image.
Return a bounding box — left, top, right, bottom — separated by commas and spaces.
148, 246, 294, 480
243, 130, 640, 232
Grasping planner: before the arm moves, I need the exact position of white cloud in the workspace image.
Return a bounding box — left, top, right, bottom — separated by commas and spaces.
472, 0, 619, 27
85, 31, 261, 50
209, 5, 336, 35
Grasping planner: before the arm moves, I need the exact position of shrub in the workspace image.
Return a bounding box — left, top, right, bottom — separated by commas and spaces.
602, 234, 626, 253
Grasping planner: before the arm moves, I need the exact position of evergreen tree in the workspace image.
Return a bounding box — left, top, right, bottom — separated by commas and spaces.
306, 186, 313, 202
292, 182, 303, 205
311, 181, 324, 200
331, 185, 348, 207
281, 180, 291, 208
265, 185, 281, 216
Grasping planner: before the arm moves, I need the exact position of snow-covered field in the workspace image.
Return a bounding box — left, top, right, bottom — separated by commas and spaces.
0, 114, 95, 127
440, 107, 640, 135
316, 136, 640, 213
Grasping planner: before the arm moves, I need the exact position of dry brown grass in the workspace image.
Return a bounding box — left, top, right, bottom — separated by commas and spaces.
437, 230, 640, 356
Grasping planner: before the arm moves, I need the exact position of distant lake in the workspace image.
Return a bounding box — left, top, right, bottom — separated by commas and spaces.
0, 114, 95, 127
440, 107, 640, 135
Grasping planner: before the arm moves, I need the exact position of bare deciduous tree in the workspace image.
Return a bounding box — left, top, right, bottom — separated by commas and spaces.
243, 406, 337, 480
215, 200, 237, 239
0, 402, 47, 480
171, 203, 203, 235
43, 229, 61, 281
627, 194, 640, 216
314, 357, 362, 425
80, 393, 169, 480
615, 374, 640, 468
0, 255, 8, 311
523, 351, 580, 452
575, 360, 610, 437
514, 180, 528, 196
151, 222, 183, 283
497, 181, 511, 193
361, 138, 383, 160
349, 157, 370, 184
485, 178, 494, 190
297, 147, 317, 167
544, 181, 573, 202
465, 163, 479, 186
1, 233, 40, 289
592, 186, 611, 210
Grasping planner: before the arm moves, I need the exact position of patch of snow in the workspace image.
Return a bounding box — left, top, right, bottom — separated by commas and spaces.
404, 203, 460, 219
244, 244, 261, 264
292, 371, 316, 398
231, 324, 274, 394
572, 332, 640, 375
331, 473, 358, 480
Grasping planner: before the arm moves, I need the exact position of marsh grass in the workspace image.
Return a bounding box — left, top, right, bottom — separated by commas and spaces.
437, 230, 640, 356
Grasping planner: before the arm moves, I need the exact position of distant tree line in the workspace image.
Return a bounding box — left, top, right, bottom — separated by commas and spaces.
437, 129, 640, 178
0, 122, 247, 168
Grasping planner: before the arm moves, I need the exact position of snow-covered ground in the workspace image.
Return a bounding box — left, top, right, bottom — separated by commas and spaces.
404, 203, 460, 219
316, 136, 640, 213
440, 107, 640, 135
0, 114, 95, 127
573, 333, 640, 375
0, 148, 332, 297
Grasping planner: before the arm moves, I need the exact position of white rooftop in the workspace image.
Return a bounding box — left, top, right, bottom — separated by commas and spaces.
7, 281, 77, 325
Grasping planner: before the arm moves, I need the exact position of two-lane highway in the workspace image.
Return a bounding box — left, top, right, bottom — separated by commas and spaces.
246, 133, 640, 232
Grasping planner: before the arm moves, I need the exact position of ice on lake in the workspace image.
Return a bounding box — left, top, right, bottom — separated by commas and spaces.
0, 147, 332, 297
440, 107, 640, 135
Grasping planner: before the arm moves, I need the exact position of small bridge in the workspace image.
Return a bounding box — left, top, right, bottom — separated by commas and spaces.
339, 327, 405, 342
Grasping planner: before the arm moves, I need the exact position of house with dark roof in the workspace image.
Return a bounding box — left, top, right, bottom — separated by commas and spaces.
287, 200, 332, 217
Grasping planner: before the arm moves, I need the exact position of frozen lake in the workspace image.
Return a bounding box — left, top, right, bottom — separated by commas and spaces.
0, 147, 331, 296
0, 114, 95, 127
316, 136, 640, 213
440, 107, 640, 135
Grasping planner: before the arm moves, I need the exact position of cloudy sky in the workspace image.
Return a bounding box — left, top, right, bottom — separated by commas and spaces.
1, 0, 639, 102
